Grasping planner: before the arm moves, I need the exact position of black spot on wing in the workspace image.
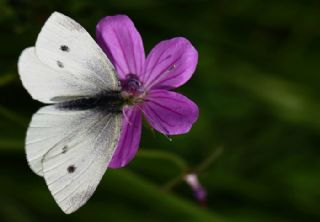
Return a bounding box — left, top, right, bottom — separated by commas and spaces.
62, 146, 68, 154
67, 165, 76, 173
57, 60, 64, 68
60, 45, 70, 52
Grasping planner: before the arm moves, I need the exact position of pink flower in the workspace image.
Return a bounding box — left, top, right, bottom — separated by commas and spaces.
96, 15, 199, 168
185, 173, 207, 206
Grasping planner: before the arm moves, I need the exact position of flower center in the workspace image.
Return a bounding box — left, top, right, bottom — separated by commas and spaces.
122, 74, 142, 94
121, 74, 145, 105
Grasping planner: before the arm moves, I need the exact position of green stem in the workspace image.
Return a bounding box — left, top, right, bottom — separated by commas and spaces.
136, 149, 188, 171
162, 174, 185, 191
0, 73, 16, 87
195, 146, 224, 174
0, 139, 23, 151
162, 146, 224, 191
0, 105, 28, 127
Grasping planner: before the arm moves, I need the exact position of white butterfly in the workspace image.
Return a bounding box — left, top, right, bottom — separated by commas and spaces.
18, 12, 123, 214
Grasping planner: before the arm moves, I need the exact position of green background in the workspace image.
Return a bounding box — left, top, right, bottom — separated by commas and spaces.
1, 0, 320, 221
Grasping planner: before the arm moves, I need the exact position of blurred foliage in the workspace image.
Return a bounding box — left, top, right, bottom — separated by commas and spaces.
1, 0, 320, 221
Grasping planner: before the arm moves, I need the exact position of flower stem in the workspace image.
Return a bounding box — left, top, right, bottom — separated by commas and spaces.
194, 146, 224, 174
162, 174, 185, 191
0, 105, 28, 127
0, 73, 16, 87
136, 149, 188, 171
161, 146, 224, 191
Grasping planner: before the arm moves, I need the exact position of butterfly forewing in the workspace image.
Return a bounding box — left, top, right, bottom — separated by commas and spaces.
18, 47, 100, 103
18, 12, 120, 104
35, 12, 119, 93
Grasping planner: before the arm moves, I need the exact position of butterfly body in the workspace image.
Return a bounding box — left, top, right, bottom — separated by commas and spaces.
56, 90, 124, 113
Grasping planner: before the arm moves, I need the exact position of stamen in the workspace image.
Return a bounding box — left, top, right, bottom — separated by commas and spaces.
122, 74, 143, 95
122, 108, 132, 126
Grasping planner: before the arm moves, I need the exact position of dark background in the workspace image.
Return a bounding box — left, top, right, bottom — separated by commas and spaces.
1, 0, 320, 221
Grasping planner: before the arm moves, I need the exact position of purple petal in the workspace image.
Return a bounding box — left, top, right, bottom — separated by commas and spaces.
141, 90, 199, 135
142, 37, 198, 90
109, 106, 142, 168
96, 15, 145, 79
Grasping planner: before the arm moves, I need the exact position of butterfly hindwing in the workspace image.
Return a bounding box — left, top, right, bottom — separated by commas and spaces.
26, 105, 96, 176
26, 105, 122, 213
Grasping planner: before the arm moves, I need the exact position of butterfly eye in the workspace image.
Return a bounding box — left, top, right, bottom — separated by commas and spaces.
60, 45, 70, 52
67, 165, 76, 173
